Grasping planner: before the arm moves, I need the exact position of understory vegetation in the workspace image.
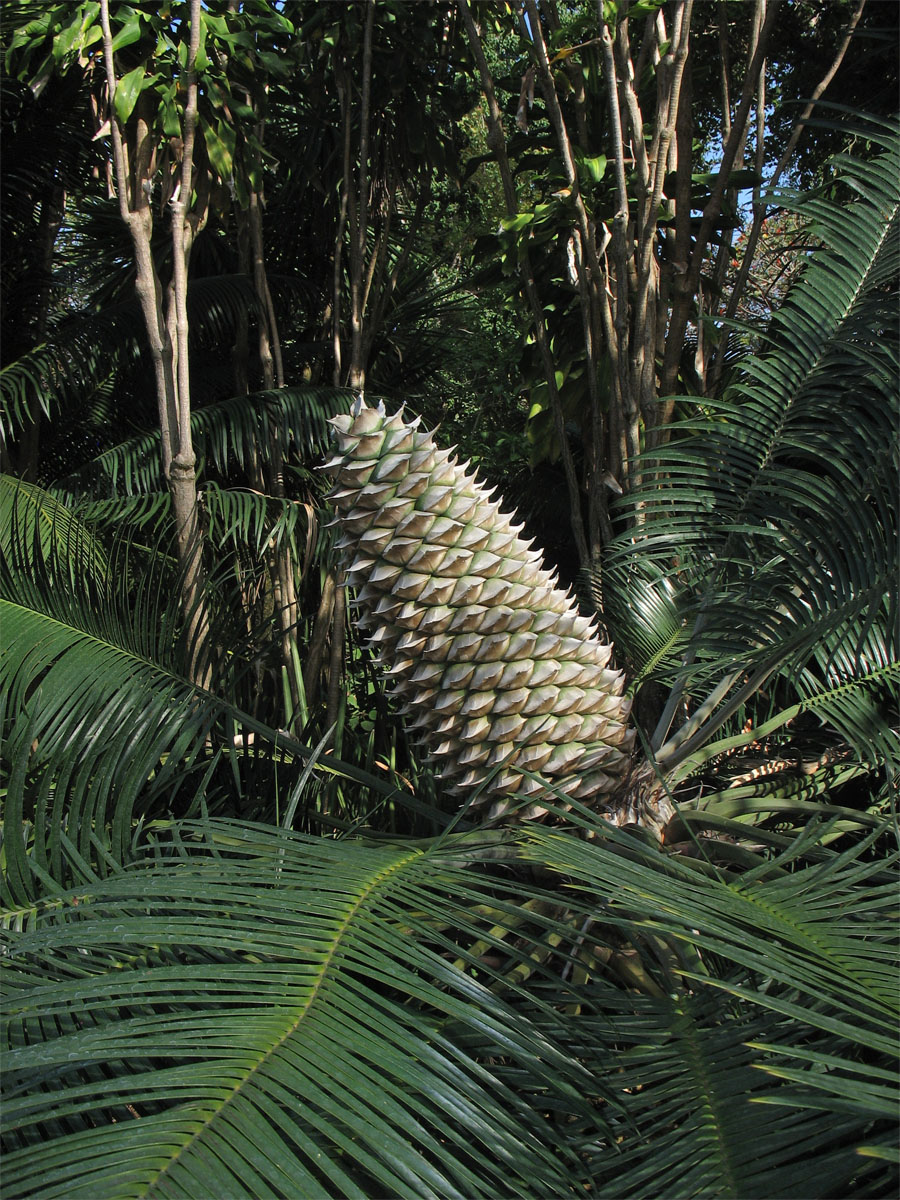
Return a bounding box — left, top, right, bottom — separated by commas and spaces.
1, 2, 898, 1197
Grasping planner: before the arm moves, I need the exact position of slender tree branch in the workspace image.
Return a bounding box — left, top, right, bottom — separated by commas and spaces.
99, 0, 176, 476
333, 67, 352, 387
459, 0, 590, 564
349, 0, 375, 391
658, 0, 781, 404
170, 0, 201, 463
710, 0, 867, 391
614, 17, 649, 192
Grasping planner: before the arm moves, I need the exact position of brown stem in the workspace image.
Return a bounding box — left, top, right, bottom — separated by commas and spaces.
658, 0, 781, 406
459, 0, 590, 564
325, 570, 346, 730
718, 3, 732, 147
598, 13, 635, 501
333, 66, 352, 387
249, 192, 276, 391
101, 0, 210, 687
709, 0, 867, 391
303, 568, 336, 708
170, 0, 201, 460
348, 0, 375, 391
629, 0, 693, 440
99, 0, 177, 475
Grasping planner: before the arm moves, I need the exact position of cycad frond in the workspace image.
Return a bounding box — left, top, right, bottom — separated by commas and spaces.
0, 274, 319, 456
2, 820, 599, 1200
4, 815, 895, 1200
601, 121, 899, 777
517, 820, 899, 1197
55, 386, 355, 498
0, 496, 392, 903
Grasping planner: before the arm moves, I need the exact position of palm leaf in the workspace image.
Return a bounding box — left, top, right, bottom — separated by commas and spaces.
0, 274, 273, 453
0, 503, 406, 904
514, 820, 899, 1197
54, 386, 355, 498
2, 820, 598, 1200
0, 473, 108, 581
600, 120, 899, 780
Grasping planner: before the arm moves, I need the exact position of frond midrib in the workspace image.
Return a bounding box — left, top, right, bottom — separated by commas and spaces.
136, 846, 424, 1198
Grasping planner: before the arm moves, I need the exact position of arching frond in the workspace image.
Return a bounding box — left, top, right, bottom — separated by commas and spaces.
0, 510, 400, 904
0, 274, 315, 454
2, 821, 600, 1200
515, 820, 899, 1198
54, 386, 355, 498
601, 121, 899, 779
4, 814, 896, 1200
0, 474, 108, 581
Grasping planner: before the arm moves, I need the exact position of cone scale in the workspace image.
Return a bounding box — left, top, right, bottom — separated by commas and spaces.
324, 401, 635, 821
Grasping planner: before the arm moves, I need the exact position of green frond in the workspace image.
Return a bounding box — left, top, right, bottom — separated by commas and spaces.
515, 821, 900, 1198
201, 480, 317, 558
0, 274, 314, 456
55, 386, 355, 498
0, 519, 401, 903
604, 122, 899, 778
2, 821, 599, 1200
0, 474, 108, 582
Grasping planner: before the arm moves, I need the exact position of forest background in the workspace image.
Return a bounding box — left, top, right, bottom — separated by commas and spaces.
1, 1, 898, 1197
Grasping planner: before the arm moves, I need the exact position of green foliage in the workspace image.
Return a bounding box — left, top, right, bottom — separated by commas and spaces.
3, 816, 897, 1198
0, 3, 897, 1195
600, 118, 899, 805
4, 0, 294, 205
3, 823, 598, 1200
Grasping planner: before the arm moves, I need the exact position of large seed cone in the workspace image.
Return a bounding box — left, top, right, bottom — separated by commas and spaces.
324, 400, 636, 822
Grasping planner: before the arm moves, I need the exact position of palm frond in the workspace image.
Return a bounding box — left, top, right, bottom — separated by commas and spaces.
0, 473, 108, 581
601, 120, 899, 778
515, 820, 899, 1197
2, 820, 599, 1200
53, 386, 355, 498
0, 504, 402, 904
0, 274, 312, 455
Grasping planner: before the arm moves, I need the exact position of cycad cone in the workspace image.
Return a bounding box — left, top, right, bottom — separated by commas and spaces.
325, 401, 635, 822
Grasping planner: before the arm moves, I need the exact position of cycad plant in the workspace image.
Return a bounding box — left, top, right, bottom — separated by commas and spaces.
320, 114, 898, 837
2, 120, 898, 1199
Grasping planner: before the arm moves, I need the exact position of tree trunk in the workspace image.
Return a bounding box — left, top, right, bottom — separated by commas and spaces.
99, 0, 212, 689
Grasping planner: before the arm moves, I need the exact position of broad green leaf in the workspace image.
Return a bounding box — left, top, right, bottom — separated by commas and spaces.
200, 115, 236, 181
576, 152, 608, 184
45, 3, 100, 67
1, 823, 598, 1200
500, 211, 534, 233
110, 8, 143, 53
113, 64, 148, 124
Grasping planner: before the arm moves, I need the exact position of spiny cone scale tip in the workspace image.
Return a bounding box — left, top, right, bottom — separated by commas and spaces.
324, 401, 634, 821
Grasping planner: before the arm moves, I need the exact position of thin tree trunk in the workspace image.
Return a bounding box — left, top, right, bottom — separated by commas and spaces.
303, 568, 337, 708
347, 0, 375, 392
246, 179, 300, 721
99, 0, 211, 688
657, 0, 781, 407
325, 570, 346, 730
459, 0, 590, 566
708, 0, 867, 392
